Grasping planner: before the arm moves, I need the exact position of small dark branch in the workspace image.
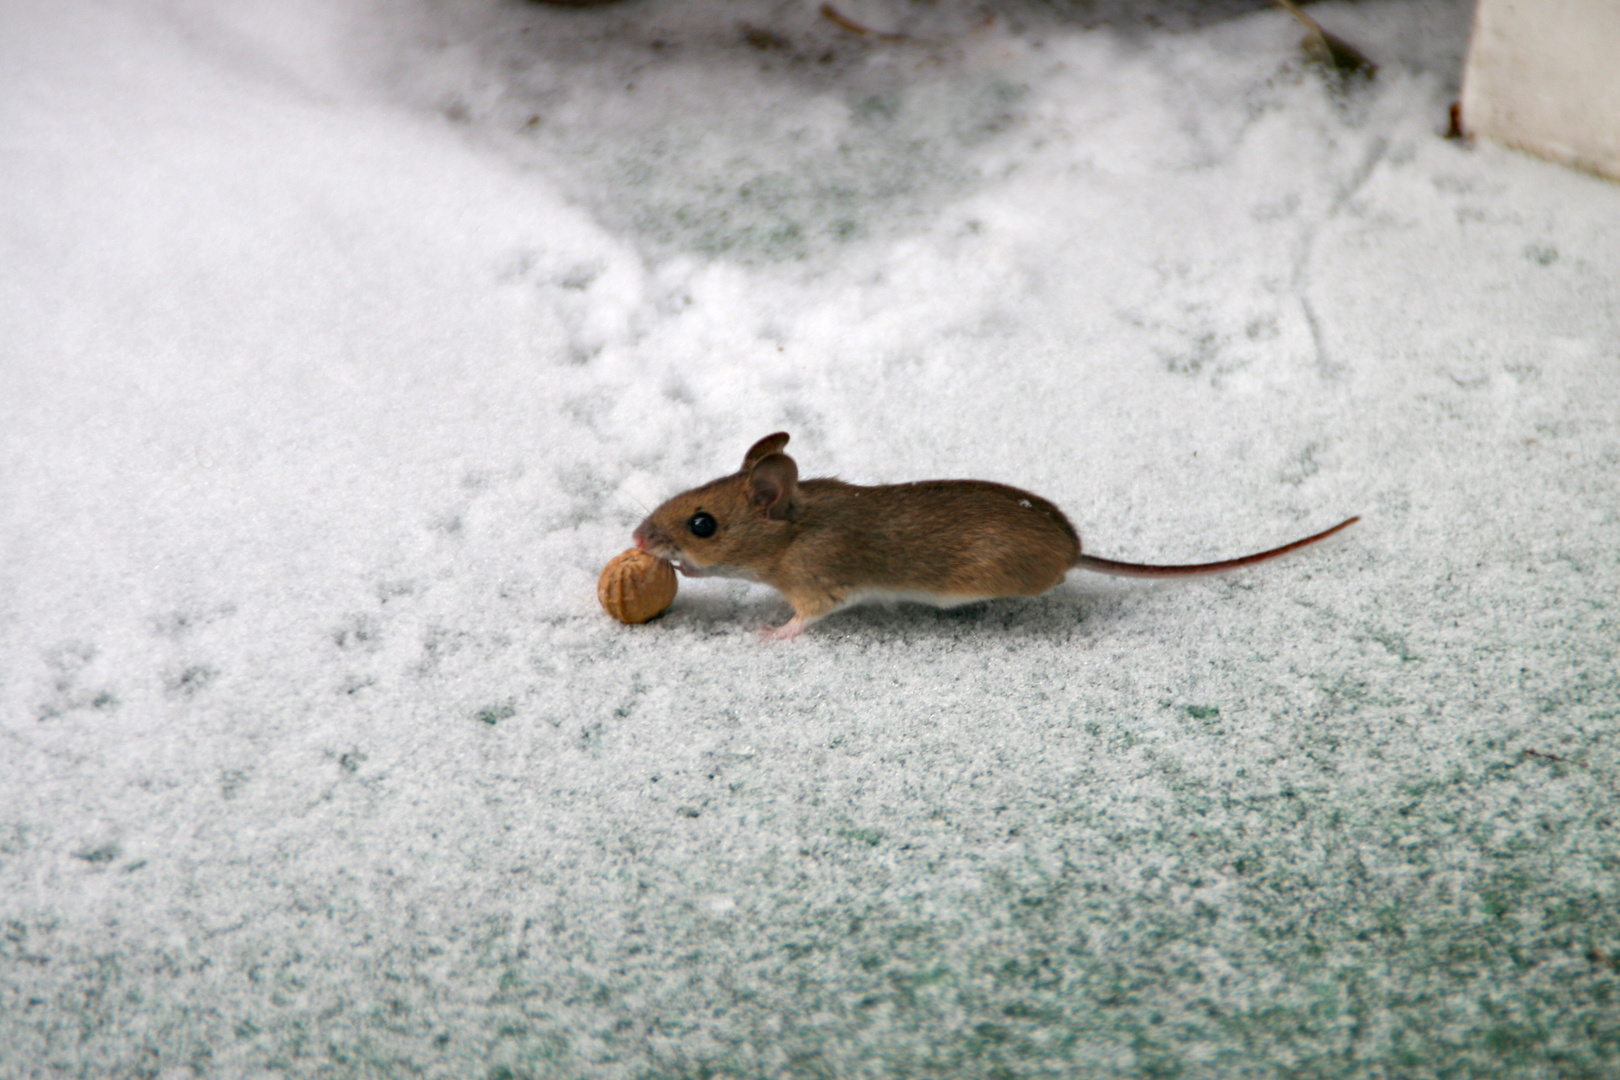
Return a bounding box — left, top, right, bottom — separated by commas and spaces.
1271, 0, 1377, 80
820, 3, 907, 43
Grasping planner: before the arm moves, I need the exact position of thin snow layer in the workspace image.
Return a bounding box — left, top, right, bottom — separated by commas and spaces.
2, 0, 1617, 1076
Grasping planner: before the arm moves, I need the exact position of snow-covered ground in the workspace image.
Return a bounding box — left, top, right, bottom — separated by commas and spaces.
3, 1, 1617, 1076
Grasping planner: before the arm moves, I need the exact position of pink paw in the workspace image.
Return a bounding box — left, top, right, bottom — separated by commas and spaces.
760, 618, 805, 642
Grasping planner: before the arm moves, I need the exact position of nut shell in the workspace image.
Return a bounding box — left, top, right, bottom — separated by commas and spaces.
598, 548, 678, 624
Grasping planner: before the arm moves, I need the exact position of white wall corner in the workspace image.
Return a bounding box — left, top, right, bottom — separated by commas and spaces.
1460, 0, 1620, 181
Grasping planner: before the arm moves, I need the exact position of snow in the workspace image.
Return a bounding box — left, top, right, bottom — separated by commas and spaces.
3, 1, 1618, 1076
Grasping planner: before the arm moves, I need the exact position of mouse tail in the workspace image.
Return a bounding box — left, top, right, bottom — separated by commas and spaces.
1072, 516, 1359, 578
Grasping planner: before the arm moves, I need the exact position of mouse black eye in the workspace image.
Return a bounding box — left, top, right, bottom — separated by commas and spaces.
687, 512, 717, 539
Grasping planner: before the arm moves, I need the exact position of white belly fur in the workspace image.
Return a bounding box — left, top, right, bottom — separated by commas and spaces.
838, 588, 1002, 611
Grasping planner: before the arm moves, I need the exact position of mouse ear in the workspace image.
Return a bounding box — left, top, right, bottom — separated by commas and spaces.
742, 432, 790, 472
747, 452, 798, 520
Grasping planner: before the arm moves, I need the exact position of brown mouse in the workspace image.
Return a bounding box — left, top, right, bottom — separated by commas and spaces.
633, 432, 1358, 639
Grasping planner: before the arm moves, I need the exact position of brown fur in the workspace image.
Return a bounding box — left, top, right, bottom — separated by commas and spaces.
634, 433, 1081, 627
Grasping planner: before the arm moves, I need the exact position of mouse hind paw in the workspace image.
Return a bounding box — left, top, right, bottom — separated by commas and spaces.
761, 616, 808, 641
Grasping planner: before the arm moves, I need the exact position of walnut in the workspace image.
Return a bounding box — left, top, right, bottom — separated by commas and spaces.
597, 548, 677, 624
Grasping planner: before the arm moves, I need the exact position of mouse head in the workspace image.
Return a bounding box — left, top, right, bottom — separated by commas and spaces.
633, 432, 799, 578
